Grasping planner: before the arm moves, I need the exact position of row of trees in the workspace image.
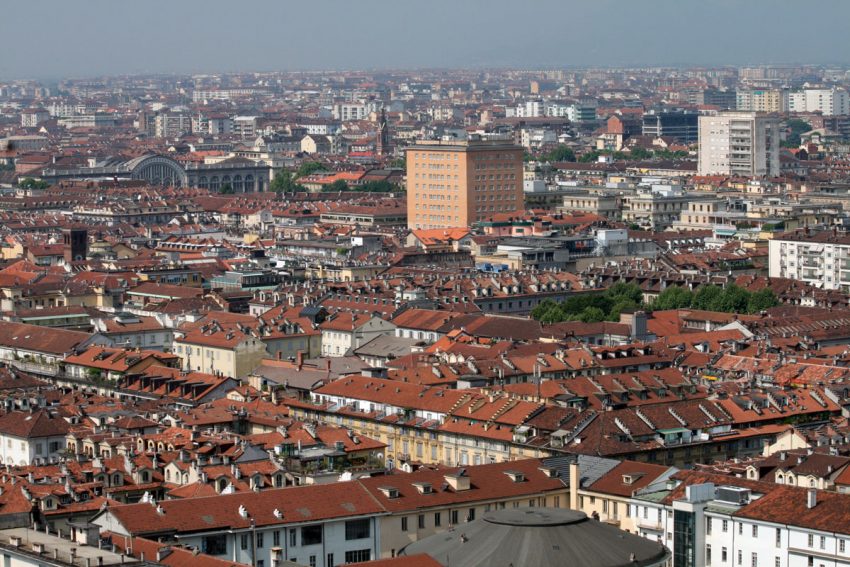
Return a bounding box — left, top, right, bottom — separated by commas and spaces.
18, 177, 50, 190
531, 282, 780, 324
531, 282, 644, 323
650, 284, 779, 314
531, 144, 689, 165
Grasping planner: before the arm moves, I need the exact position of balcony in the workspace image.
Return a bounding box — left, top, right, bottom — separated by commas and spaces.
635, 516, 664, 531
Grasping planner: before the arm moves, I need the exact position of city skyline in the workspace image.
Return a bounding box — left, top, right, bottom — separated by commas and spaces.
3, 0, 850, 80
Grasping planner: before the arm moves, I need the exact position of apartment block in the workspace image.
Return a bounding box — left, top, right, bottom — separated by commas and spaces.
698, 111, 780, 177
768, 230, 850, 291
406, 135, 524, 230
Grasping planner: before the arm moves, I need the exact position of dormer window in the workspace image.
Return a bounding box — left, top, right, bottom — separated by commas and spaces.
504, 471, 525, 483
413, 482, 433, 495
622, 473, 644, 485
378, 486, 399, 499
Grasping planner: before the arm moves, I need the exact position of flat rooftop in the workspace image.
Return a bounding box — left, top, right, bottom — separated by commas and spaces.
0, 527, 141, 566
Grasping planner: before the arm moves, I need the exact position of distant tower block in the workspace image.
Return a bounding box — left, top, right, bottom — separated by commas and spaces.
63, 228, 88, 263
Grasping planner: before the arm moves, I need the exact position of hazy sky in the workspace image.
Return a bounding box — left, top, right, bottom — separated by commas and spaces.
2, 0, 850, 80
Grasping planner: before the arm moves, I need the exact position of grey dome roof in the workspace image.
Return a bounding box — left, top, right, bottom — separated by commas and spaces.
401, 508, 670, 567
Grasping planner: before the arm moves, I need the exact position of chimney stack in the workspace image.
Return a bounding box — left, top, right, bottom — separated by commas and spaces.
807, 488, 817, 509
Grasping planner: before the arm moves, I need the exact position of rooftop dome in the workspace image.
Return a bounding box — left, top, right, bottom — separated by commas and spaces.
401, 508, 670, 567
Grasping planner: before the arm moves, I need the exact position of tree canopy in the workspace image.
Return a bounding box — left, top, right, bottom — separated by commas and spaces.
531, 282, 644, 324
328, 179, 349, 192
782, 118, 812, 148
578, 150, 602, 163
651, 284, 779, 315
218, 183, 234, 194
356, 180, 399, 192
18, 177, 50, 189
295, 161, 328, 179
269, 170, 305, 193
534, 282, 780, 324
541, 145, 576, 163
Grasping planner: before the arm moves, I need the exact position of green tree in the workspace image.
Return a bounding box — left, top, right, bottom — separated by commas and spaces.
629, 147, 653, 160
782, 118, 812, 148
219, 183, 234, 194
691, 285, 723, 310
328, 179, 349, 192
532, 283, 644, 323
651, 287, 694, 311
531, 299, 559, 321
606, 282, 643, 305
542, 145, 576, 163
269, 170, 304, 193
655, 149, 689, 159
357, 180, 398, 192
296, 161, 328, 179
747, 288, 779, 313
577, 306, 606, 323
716, 284, 750, 314
578, 150, 602, 163
18, 177, 50, 190
389, 157, 406, 170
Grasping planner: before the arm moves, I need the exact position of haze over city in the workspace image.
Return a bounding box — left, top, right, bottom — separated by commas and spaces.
3, 0, 850, 78
3, 3, 850, 567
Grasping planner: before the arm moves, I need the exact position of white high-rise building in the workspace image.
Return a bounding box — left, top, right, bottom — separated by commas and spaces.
768, 230, 850, 291
698, 111, 780, 177
788, 88, 850, 115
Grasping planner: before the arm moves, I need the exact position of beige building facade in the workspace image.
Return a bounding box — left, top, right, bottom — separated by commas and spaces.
406, 135, 524, 229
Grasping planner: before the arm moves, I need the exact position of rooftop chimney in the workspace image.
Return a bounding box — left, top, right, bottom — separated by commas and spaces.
807, 488, 817, 509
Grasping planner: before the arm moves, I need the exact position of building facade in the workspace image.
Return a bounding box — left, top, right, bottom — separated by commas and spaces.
406, 135, 524, 230
768, 231, 850, 291
698, 111, 780, 177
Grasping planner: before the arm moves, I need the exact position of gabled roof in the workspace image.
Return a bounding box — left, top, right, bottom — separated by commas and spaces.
0, 320, 94, 355
0, 410, 70, 439
95, 481, 385, 536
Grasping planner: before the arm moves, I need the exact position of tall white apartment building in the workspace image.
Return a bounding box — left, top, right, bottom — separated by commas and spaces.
788, 88, 850, 116
515, 100, 545, 117
768, 230, 850, 291
698, 111, 780, 177
332, 103, 369, 121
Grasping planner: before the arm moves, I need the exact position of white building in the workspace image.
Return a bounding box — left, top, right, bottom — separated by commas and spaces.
768, 231, 850, 291
520, 127, 557, 150
233, 116, 260, 139
92, 482, 385, 567
154, 113, 192, 138
332, 104, 369, 122
515, 100, 545, 118
788, 88, 850, 116
21, 108, 49, 127
698, 111, 781, 177
630, 477, 850, 567
57, 114, 116, 129
0, 410, 70, 466
320, 314, 396, 357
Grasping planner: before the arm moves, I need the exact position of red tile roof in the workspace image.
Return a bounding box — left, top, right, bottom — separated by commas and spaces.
97, 481, 385, 536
